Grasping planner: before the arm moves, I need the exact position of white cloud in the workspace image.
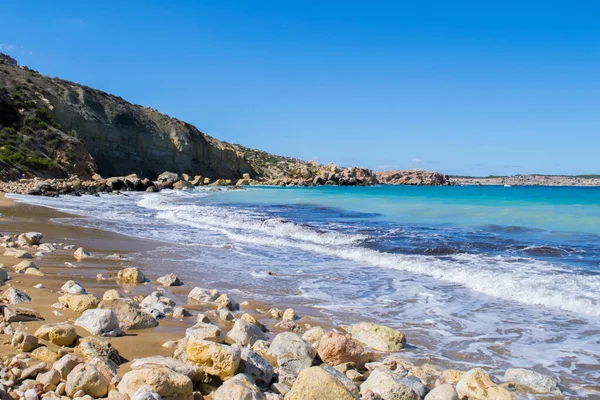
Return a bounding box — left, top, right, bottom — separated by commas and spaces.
0, 44, 16, 52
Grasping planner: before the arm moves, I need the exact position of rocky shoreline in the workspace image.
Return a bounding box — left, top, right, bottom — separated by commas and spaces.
0, 168, 452, 197
451, 175, 600, 187
0, 197, 569, 400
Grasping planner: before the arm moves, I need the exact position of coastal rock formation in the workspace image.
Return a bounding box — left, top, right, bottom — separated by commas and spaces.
375, 170, 451, 186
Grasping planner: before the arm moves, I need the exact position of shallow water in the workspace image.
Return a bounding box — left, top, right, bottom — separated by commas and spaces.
10, 185, 600, 396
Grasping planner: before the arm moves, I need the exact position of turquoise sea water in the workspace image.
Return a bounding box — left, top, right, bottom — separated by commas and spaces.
10, 185, 600, 396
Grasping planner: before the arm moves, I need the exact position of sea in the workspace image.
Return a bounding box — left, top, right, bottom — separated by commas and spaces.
10, 185, 600, 396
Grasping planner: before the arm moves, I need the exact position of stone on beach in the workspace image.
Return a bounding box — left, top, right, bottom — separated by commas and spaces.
4, 306, 44, 322
117, 267, 145, 284
131, 356, 204, 384
14, 260, 38, 273
186, 339, 241, 381
131, 386, 162, 400
240, 313, 267, 331
2, 287, 31, 304
53, 354, 83, 380
58, 293, 100, 313
75, 309, 124, 337
349, 322, 406, 352
456, 368, 515, 400
424, 384, 459, 400
11, 330, 40, 352
4, 248, 33, 258
215, 293, 238, 311
212, 373, 265, 400
185, 323, 226, 343
267, 332, 315, 374
61, 280, 87, 294
17, 232, 43, 246
226, 319, 267, 346
74, 247, 91, 260
359, 368, 420, 400
103, 289, 124, 301
75, 336, 123, 365
503, 368, 561, 395
156, 273, 182, 287
98, 299, 158, 330
286, 365, 360, 400
188, 287, 219, 303
317, 330, 372, 369
117, 366, 193, 400
302, 326, 326, 348
238, 347, 274, 387
32, 346, 61, 363
34, 322, 78, 346
65, 363, 109, 398
0, 268, 8, 282
140, 291, 177, 318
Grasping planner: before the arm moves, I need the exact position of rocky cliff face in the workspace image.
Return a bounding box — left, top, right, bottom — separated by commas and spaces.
0, 54, 252, 180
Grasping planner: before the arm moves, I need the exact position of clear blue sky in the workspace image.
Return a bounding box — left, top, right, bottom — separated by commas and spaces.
1, 1, 598, 176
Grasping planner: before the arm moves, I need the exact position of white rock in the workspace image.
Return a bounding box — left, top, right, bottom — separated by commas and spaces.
504, 368, 561, 395
75, 309, 124, 337
74, 247, 91, 260
61, 280, 87, 294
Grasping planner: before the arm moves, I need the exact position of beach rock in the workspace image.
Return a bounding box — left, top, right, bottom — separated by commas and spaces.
117, 367, 193, 400
212, 373, 265, 400
58, 294, 100, 313
74, 247, 91, 260
157, 273, 182, 287
117, 267, 145, 284
4, 248, 32, 258
226, 319, 267, 346
102, 289, 124, 301
424, 384, 459, 400
456, 368, 515, 400
317, 330, 372, 369
185, 323, 225, 343
4, 306, 44, 322
140, 291, 176, 318
188, 287, 219, 303
130, 357, 204, 383
215, 293, 238, 311
268, 308, 283, 320
240, 313, 267, 332
61, 281, 87, 294
32, 346, 61, 363
302, 327, 326, 348
34, 323, 78, 346
282, 308, 296, 321
2, 287, 31, 304
24, 267, 45, 276
53, 355, 83, 380
436, 370, 464, 386
503, 368, 561, 395
98, 299, 158, 330
172, 306, 190, 318
11, 331, 40, 352
21, 362, 48, 380
66, 363, 109, 398
267, 332, 315, 374
287, 365, 360, 400
75, 336, 123, 365
88, 356, 119, 383
38, 243, 56, 252
219, 309, 235, 321
186, 339, 241, 380
14, 260, 38, 273
17, 232, 43, 246
360, 368, 420, 400
37, 369, 61, 388
131, 386, 162, 400
75, 309, 124, 337
238, 347, 274, 387
24, 388, 38, 400
0, 268, 8, 282
349, 322, 406, 352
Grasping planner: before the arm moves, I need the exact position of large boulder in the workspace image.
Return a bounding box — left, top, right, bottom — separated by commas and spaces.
360, 368, 420, 400
503, 368, 561, 395
186, 339, 241, 380
226, 319, 267, 347
267, 332, 315, 374
75, 309, 124, 337
287, 365, 360, 400
302, 326, 326, 348
2, 287, 31, 304
11, 330, 40, 352
456, 368, 515, 400
65, 363, 109, 398
212, 373, 265, 400
117, 366, 193, 400
185, 323, 225, 343
317, 330, 372, 368
349, 322, 406, 351
238, 347, 274, 387
117, 267, 145, 284
34, 322, 78, 346
4, 306, 44, 322
130, 356, 204, 384
53, 354, 83, 380
98, 299, 158, 330
17, 232, 43, 246
58, 293, 100, 313
61, 280, 87, 294
188, 287, 219, 303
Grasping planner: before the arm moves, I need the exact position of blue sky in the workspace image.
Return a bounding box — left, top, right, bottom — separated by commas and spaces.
1, 1, 598, 176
